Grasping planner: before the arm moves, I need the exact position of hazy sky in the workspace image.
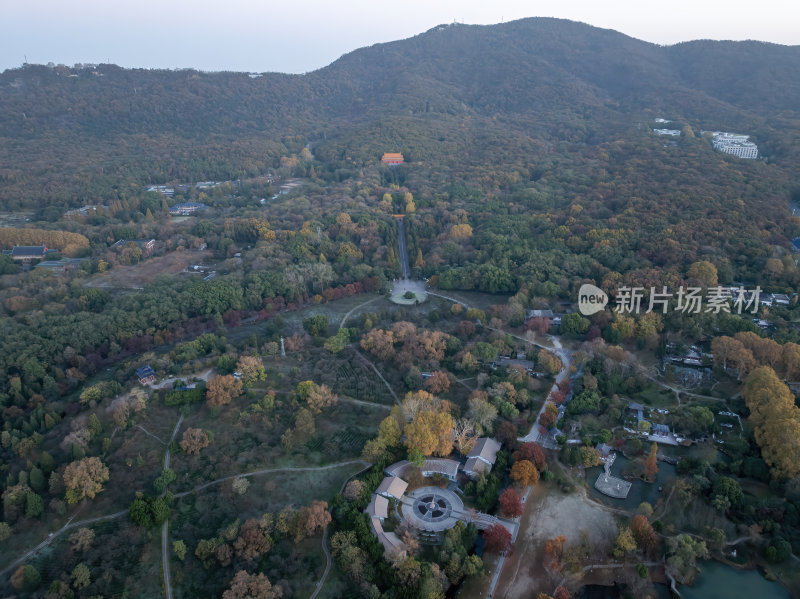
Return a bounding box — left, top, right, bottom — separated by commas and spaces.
2, 0, 798, 73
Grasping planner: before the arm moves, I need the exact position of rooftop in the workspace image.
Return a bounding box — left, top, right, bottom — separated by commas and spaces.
463, 456, 490, 475
11, 245, 47, 257
376, 475, 409, 499
466, 437, 502, 464
421, 458, 460, 478
365, 494, 389, 519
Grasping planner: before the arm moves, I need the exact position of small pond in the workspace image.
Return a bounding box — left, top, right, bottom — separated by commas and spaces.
587, 454, 676, 511
681, 560, 790, 599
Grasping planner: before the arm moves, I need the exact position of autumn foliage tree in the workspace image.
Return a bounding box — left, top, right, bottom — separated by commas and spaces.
69, 528, 95, 552
296, 500, 331, 542
222, 570, 282, 599
206, 375, 243, 407
298, 381, 337, 415
513, 442, 547, 471
236, 356, 266, 385
644, 442, 658, 481
180, 428, 211, 455
510, 460, 539, 487
499, 488, 523, 517
63, 457, 109, 503
404, 410, 454, 457
554, 586, 570, 599
483, 523, 512, 554
539, 402, 558, 429
743, 366, 800, 478
630, 515, 658, 555
360, 328, 396, 361
544, 535, 566, 572
423, 370, 451, 394
233, 519, 271, 562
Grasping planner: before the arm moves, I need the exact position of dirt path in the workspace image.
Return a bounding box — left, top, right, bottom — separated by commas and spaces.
352, 349, 400, 405
173, 460, 371, 498
338, 396, 392, 410
135, 425, 166, 446
339, 296, 381, 329
0, 509, 128, 577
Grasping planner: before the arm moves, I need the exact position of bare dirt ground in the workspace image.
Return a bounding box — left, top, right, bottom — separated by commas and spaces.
498, 488, 618, 599
85, 250, 210, 289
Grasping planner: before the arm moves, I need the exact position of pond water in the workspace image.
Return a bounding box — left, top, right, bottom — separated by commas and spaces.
681, 560, 790, 599
587, 454, 676, 511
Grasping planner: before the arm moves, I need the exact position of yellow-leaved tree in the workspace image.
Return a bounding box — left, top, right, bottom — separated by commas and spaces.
743, 366, 800, 478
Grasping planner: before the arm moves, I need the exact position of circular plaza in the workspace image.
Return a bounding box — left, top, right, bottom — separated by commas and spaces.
401, 486, 464, 532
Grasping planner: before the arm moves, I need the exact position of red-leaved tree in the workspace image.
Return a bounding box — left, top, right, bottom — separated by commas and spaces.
513, 442, 547, 471
499, 488, 523, 518
483, 524, 513, 554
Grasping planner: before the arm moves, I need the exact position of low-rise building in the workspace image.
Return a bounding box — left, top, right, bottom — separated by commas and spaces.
381, 152, 404, 165
169, 202, 209, 215
376, 476, 408, 500
526, 309, 555, 320
365, 495, 389, 520
463, 437, 502, 479
136, 365, 156, 385
370, 517, 406, 558
421, 458, 460, 481
146, 185, 175, 196
10, 245, 47, 261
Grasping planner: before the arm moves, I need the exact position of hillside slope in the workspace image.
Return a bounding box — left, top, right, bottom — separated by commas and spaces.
0, 17, 799, 206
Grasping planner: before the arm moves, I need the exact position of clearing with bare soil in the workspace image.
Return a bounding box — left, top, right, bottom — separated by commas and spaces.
85, 250, 210, 289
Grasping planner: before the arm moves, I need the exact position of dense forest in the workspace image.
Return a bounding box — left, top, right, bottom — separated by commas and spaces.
2, 18, 800, 207
2, 16, 800, 599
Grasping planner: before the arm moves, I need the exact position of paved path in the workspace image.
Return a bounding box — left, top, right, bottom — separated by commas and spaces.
309, 461, 373, 599
396, 217, 411, 279
484, 485, 530, 598
161, 414, 183, 599
426, 290, 575, 447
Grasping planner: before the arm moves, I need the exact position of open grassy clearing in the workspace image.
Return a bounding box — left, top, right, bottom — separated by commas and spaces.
85, 249, 212, 289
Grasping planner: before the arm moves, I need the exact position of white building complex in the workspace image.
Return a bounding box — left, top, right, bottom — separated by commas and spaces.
711, 132, 758, 159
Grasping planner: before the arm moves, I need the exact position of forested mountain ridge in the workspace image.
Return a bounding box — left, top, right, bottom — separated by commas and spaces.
1, 18, 799, 208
